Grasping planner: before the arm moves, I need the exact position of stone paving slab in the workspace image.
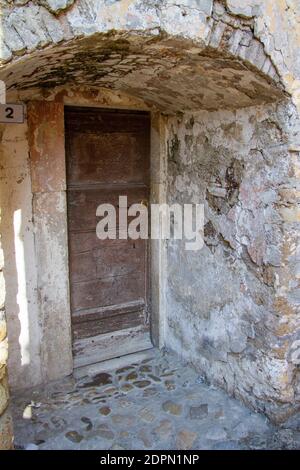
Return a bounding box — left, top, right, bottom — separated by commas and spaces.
11, 349, 300, 450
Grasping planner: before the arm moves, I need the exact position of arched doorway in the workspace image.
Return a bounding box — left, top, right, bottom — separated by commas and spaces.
0, 1, 298, 425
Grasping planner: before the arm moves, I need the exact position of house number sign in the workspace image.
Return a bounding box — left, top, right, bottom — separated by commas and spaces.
0, 103, 24, 123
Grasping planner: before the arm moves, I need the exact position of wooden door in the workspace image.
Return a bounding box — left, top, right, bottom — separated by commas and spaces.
65, 107, 152, 368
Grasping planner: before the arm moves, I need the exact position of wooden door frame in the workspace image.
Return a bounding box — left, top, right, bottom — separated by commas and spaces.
63, 100, 168, 365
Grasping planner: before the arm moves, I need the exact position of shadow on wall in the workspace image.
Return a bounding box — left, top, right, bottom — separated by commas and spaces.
0, 121, 42, 391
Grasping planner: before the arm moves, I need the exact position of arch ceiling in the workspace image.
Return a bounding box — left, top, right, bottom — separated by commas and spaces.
0, 1, 287, 112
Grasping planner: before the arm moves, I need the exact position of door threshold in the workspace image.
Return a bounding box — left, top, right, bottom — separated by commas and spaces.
73, 325, 152, 368
73, 347, 156, 379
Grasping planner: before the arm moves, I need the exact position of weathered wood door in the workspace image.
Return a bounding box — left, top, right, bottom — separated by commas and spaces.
65, 107, 152, 368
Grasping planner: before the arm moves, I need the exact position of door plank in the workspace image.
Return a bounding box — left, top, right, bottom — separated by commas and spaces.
72, 299, 145, 323
70, 238, 146, 283
70, 271, 146, 312
73, 310, 145, 339
67, 187, 148, 232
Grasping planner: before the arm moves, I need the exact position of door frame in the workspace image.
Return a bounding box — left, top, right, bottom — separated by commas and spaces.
62, 95, 168, 366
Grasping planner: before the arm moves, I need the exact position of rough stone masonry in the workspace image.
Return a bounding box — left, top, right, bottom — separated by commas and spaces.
0, 0, 300, 448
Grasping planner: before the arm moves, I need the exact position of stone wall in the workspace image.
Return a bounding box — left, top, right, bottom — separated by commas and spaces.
165, 101, 300, 422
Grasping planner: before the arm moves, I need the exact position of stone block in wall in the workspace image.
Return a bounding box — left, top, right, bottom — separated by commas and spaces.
28, 101, 66, 193
0, 376, 9, 416
0, 299, 12, 449
0, 408, 13, 450
209, 20, 226, 48
40, 0, 75, 15
0, 328, 12, 450
0, 338, 8, 367
0, 319, 6, 343
0, 273, 5, 311
166, 0, 213, 16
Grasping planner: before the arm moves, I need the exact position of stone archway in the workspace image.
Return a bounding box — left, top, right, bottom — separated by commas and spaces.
0, 1, 285, 109
0, 2, 300, 444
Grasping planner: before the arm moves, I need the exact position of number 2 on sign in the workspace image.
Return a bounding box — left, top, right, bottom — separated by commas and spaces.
5, 107, 14, 119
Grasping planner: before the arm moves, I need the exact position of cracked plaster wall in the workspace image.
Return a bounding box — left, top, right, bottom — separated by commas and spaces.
165, 101, 300, 423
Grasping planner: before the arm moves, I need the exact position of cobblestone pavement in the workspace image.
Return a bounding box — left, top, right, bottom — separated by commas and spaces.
11, 349, 300, 450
